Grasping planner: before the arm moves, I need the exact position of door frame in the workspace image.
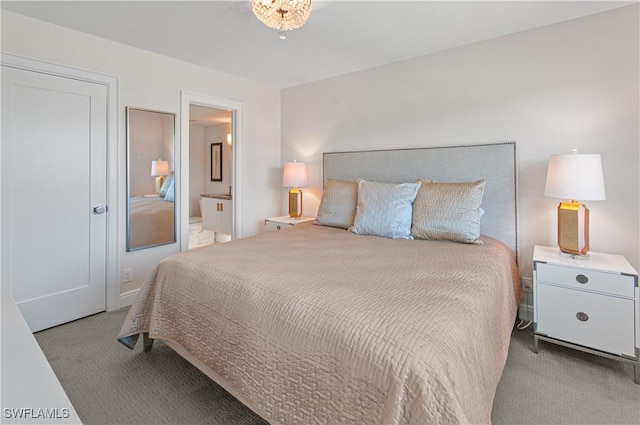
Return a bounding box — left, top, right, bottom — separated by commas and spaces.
180, 91, 244, 249
0, 52, 120, 312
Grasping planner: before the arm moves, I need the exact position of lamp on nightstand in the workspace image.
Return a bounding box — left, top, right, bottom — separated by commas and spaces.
544, 149, 606, 258
283, 160, 308, 218
151, 159, 170, 193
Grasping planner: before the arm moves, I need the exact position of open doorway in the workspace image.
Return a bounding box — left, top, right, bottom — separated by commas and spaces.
188, 105, 233, 249
180, 91, 244, 252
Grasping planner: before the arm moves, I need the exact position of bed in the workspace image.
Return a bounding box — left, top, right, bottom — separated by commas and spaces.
119, 142, 522, 424
128, 195, 175, 250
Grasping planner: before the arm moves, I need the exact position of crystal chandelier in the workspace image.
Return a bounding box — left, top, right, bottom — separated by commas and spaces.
252, 0, 312, 39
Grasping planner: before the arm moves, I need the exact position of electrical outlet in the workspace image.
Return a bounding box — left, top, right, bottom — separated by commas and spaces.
521, 276, 533, 292
123, 268, 133, 283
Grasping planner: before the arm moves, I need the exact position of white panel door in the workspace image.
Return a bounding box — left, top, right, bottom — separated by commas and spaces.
1, 66, 107, 332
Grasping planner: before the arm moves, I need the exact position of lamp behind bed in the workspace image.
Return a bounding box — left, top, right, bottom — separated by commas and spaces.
544, 149, 606, 258
283, 160, 308, 218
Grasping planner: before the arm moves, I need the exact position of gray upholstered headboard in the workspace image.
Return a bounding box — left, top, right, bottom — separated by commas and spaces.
323, 142, 518, 258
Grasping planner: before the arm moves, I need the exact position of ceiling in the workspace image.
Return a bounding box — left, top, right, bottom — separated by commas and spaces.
189, 104, 232, 127
1, 1, 633, 88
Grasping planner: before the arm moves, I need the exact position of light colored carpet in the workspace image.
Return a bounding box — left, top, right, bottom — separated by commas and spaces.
34, 309, 640, 425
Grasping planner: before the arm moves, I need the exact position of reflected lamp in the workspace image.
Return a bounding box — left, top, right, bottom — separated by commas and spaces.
151, 159, 170, 193
282, 160, 308, 218
544, 150, 605, 257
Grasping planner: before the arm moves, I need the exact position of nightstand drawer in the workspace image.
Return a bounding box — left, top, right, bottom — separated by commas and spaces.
264, 221, 292, 232
536, 262, 635, 298
264, 216, 315, 232
536, 283, 636, 357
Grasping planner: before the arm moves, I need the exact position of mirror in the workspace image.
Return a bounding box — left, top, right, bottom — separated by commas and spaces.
126, 107, 176, 251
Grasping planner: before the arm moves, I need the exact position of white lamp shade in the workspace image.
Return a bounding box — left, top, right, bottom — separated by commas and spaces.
544, 153, 605, 201
151, 160, 170, 177
282, 161, 308, 187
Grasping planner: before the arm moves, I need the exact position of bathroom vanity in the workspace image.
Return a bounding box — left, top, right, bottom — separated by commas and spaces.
201, 193, 233, 238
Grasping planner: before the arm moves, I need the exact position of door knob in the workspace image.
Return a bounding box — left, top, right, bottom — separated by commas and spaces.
93, 205, 108, 214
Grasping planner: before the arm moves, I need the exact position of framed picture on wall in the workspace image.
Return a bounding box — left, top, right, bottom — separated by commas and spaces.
210, 142, 222, 181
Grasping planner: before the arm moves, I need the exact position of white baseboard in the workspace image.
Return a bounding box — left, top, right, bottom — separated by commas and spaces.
119, 289, 140, 309
518, 302, 534, 322
518, 289, 534, 323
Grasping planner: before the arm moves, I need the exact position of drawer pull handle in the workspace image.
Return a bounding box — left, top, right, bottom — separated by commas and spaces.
575, 274, 589, 284
276, 225, 281, 230
576, 312, 589, 322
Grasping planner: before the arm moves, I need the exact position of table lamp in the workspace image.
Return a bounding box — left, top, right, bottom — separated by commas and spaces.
151, 159, 170, 193
283, 160, 308, 218
544, 149, 605, 258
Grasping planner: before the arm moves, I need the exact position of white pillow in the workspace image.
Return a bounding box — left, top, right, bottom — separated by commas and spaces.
349, 179, 421, 239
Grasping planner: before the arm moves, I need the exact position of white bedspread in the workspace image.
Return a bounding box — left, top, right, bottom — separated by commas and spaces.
119, 224, 521, 424
128, 196, 174, 249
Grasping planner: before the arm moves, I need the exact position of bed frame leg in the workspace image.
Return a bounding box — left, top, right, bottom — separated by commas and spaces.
533, 335, 539, 354
143, 332, 154, 353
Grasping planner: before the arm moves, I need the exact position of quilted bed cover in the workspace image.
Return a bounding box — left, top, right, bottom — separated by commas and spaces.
128, 196, 174, 249
118, 224, 521, 424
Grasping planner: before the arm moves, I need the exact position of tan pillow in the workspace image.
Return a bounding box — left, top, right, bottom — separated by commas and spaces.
315, 179, 358, 229
411, 179, 485, 244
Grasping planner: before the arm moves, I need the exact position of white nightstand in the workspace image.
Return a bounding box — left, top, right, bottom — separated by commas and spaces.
533, 245, 639, 384
264, 216, 315, 232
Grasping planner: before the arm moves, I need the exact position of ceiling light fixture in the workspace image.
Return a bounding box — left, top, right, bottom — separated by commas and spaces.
252, 0, 312, 39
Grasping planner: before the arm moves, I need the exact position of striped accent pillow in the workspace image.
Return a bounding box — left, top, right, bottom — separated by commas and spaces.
315, 179, 358, 229
411, 180, 485, 244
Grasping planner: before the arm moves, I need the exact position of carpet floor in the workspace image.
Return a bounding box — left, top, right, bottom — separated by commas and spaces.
34, 308, 640, 425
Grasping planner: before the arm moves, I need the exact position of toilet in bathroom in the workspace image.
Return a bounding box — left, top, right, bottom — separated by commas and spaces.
188, 216, 215, 249
189, 197, 215, 249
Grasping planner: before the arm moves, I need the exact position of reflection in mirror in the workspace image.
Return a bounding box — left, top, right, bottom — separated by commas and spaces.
126, 107, 176, 251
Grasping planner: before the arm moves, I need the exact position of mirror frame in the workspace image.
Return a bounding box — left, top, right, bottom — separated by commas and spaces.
126, 107, 177, 252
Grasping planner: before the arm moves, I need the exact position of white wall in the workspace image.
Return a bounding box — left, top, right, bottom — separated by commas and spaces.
161, 113, 175, 171
189, 122, 233, 218
1, 10, 282, 300
204, 123, 233, 195
281, 5, 639, 278
3, 5, 638, 300
189, 124, 205, 217
129, 109, 172, 197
